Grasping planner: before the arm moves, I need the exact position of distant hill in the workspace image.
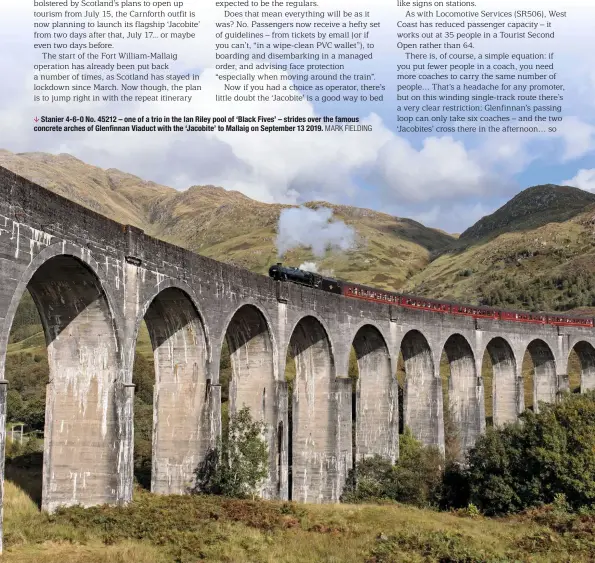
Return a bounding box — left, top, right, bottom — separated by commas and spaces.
459, 184, 595, 243
404, 185, 595, 312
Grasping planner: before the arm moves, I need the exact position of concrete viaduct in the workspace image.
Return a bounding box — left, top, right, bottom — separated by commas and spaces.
0, 165, 595, 550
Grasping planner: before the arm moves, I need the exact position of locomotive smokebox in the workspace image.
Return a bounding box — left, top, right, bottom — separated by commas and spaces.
268, 263, 281, 280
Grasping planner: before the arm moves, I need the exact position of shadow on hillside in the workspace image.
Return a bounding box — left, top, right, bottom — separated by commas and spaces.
5, 452, 43, 508
377, 221, 455, 254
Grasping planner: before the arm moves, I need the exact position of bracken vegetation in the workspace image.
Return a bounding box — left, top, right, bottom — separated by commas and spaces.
5, 442, 595, 563
3, 471, 595, 562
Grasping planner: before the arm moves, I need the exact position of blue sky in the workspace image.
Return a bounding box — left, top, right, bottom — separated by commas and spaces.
1, 0, 594, 234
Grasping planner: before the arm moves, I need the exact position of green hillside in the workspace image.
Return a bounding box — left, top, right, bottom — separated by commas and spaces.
404, 189, 595, 312
459, 184, 595, 243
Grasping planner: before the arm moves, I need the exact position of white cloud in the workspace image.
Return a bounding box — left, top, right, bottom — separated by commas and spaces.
372, 136, 488, 203
409, 202, 498, 234
556, 117, 595, 161
564, 169, 595, 192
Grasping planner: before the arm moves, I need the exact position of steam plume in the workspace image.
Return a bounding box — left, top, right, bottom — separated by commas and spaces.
276, 206, 355, 257
298, 261, 318, 272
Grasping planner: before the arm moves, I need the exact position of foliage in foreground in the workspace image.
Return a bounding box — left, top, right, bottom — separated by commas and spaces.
452, 391, 595, 515
343, 393, 595, 520
5, 476, 595, 563
342, 428, 443, 507
193, 405, 268, 498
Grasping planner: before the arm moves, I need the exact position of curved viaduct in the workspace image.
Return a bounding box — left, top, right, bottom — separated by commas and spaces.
0, 166, 595, 549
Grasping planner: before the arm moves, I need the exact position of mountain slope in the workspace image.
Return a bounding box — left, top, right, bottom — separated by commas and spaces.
404, 186, 595, 311
0, 149, 455, 290
459, 184, 595, 243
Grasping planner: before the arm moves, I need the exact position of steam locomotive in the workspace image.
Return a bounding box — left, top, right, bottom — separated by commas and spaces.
268, 263, 594, 328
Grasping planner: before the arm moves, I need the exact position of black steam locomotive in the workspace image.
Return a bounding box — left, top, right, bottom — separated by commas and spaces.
268, 263, 342, 294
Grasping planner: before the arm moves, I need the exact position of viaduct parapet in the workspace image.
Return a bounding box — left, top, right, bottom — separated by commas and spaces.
0, 165, 594, 550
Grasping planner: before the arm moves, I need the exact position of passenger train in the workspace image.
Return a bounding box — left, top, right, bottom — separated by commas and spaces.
268, 263, 594, 328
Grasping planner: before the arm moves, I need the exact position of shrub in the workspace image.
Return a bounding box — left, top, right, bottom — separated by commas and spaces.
456, 391, 595, 515
5, 434, 41, 459
193, 406, 268, 499
341, 428, 443, 507
440, 461, 471, 510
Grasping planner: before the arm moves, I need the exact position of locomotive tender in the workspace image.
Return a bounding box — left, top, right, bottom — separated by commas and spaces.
268, 263, 594, 328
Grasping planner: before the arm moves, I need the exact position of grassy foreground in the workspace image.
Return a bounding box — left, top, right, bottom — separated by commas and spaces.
2, 480, 595, 562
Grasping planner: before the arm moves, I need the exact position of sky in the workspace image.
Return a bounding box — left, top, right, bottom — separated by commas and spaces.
1, 0, 594, 234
